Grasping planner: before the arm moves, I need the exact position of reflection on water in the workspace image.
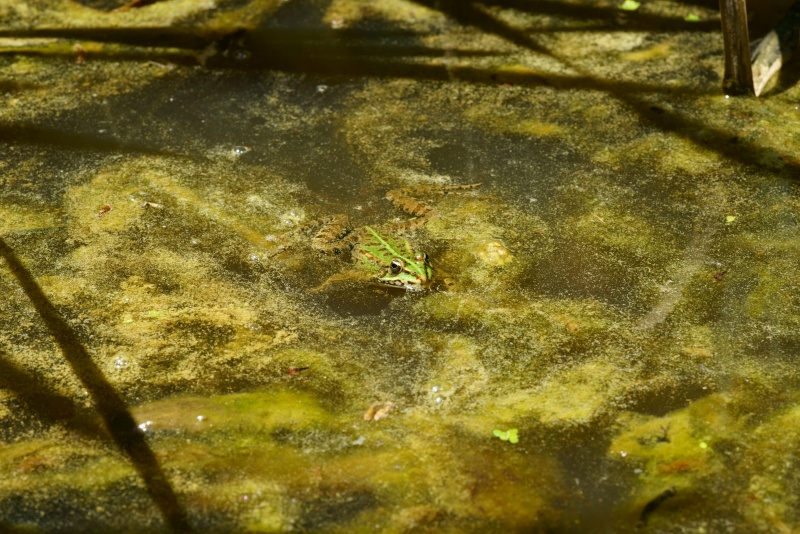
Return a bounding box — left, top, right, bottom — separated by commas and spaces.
1, 0, 800, 532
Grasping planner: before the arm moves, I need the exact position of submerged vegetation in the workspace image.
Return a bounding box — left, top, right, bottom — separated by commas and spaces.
1, 0, 799, 531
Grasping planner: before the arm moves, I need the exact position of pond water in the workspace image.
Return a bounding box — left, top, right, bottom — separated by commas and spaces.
1, 0, 800, 532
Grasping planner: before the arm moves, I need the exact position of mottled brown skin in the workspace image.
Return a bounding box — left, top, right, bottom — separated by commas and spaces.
310, 214, 355, 254
273, 183, 481, 257
385, 183, 481, 234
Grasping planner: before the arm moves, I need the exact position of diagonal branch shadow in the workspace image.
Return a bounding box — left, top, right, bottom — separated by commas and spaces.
0, 353, 108, 439
0, 237, 192, 534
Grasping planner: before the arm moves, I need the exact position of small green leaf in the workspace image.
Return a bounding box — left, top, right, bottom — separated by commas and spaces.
685, 13, 700, 22
619, 0, 641, 11
507, 429, 519, 444
493, 428, 519, 443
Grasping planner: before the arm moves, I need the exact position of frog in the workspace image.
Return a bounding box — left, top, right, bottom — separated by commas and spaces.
272, 183, 480, 291
300, 217, 432, 292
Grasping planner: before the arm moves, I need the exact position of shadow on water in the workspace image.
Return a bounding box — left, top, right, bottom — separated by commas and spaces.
0, 26, 217, 51
213, 26, 716, 97
419, 0, 722, 33
409, 0, 800, 178
6, 28, 797, 179
0, 355, 108, 441
0, 122, 191, 158
0, 237, 192, 534
3, 0, 796, 178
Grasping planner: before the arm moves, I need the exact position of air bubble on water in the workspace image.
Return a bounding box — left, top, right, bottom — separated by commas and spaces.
232, 146, 249, 156
281, 210, 305, 226
138, 420, 153, 432
316, 84, 328, 94
114, 358, 129, 369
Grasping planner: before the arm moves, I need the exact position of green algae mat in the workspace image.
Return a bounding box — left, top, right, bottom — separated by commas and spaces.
1, 0, 800, 532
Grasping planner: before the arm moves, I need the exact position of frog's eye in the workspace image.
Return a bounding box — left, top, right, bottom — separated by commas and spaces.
389, 258, 405, 274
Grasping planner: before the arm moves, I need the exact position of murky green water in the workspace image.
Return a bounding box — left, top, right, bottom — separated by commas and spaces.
1, 0, 800, 532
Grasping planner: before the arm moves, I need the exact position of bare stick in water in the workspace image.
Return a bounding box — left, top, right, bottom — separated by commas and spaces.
719, 0, 755, 95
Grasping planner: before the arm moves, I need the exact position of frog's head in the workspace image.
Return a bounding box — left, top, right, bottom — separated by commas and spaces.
358, 226, 433, 290
376, 253, 432, 290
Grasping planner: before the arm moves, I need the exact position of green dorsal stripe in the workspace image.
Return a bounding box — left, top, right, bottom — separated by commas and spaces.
363, 226, 413, 261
